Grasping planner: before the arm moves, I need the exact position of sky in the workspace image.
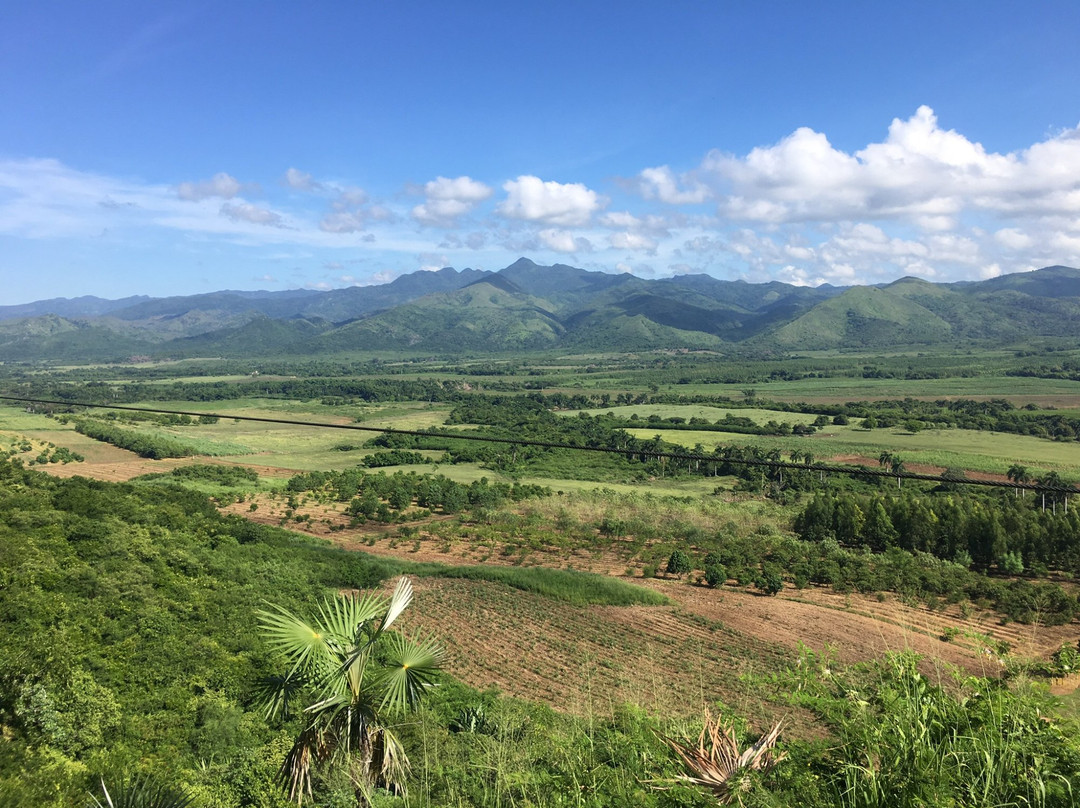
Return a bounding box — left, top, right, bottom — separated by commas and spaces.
3, 1, 1080, 303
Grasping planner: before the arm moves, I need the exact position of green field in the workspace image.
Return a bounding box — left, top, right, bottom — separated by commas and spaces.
641, 375, 1080, 405
624, 423, 1080, 476
563, 403, 823, 424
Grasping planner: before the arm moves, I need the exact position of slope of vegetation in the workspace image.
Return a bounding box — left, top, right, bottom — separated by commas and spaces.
3, 460, 1079, 807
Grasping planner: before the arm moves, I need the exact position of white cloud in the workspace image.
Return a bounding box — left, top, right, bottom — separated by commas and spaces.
416, 252, 449, 272
319, 211, 367, 233
609, 231, 657, 254
283, 168, 320, 191
994, 227, 1034, 250
220, 202, 286, 228
695, 106, 1080, 228
538, 228, 593, 254
600, 211, 642, 229
412, 175, 493, 225
636, 165, 710, 204
177, 172, 244, 201
319, 186, 389, 233
497, 175, 603, 226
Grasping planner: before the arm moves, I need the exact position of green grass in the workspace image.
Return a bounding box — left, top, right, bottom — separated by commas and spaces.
653, 375, 1080, 405
624, 424, 1080, 476
389, 561, 671, 606
563, 403, 822, 424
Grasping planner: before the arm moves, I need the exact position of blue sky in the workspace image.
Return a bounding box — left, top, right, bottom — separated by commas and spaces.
3, 1, 1080, 303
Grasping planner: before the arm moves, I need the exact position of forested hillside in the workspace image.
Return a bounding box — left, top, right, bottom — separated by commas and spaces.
2, 261, 1078, 360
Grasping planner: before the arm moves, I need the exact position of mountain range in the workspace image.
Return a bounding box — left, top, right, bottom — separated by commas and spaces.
1, 259, 1078, 360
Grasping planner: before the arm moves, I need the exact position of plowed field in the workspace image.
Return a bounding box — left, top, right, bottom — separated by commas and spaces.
219, 495, 1080, 722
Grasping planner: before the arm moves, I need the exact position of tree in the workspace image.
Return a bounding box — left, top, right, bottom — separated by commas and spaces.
1007, 463, 1030, 498
862, 500, 898, 552
667, 549, 693, 578
890, 456, 905, 489
757, 567, 784, 596
257, 578, 444, 806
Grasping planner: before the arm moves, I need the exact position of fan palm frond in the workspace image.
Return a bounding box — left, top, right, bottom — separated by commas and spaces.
377, 632, 446, 713
257, 604, 332, 677
254, 670, 308, 721
660, 709, 786, 805
317, 591, 387, 644
378, 577, 414, 634
91, 778, 195, 808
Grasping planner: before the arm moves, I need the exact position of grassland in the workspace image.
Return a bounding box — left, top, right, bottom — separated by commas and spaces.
613, 374, 1080, 406
563, 403, 823, 424
623, 423, 1080, 476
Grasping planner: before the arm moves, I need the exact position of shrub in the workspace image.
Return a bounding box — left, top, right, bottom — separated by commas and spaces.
757, 567, 784, 596
667, 549, 693, 578
704, 563, 727, 588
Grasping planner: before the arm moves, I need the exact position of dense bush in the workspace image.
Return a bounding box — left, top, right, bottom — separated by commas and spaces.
73, 418, 195, 459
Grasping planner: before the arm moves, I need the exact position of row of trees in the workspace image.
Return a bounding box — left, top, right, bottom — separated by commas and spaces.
284, 468, 551, 519
794, 490, 1080, 575
72, 418, 196, 459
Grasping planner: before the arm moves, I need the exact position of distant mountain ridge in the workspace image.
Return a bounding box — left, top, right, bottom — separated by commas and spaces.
1, 260, 1078, 360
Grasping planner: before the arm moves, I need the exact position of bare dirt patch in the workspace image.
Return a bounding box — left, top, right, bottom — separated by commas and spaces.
827, 454, 1010, 483
394, 576, 819, 736
215, 492, 1080, 726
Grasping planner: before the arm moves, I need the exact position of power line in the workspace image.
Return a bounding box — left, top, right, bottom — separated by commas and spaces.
1, 394, 1076, 495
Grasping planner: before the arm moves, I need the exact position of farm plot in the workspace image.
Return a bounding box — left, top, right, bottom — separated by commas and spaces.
561, 404, 823, 425
623, 424, 1080, 477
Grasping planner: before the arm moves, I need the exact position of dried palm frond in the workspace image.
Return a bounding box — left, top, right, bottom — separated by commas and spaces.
659, 709, 786, 804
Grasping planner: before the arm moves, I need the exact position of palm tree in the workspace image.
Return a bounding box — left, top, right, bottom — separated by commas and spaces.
890, 456, 905, 489
878, 450, 892, 469
257, 578, 444, 806
1007, 463, 1030, 498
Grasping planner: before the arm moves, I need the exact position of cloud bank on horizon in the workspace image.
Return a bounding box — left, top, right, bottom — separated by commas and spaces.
3, 105, 1080, 300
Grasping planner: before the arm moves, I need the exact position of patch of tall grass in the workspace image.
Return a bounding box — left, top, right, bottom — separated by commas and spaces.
362, 554, 670, 606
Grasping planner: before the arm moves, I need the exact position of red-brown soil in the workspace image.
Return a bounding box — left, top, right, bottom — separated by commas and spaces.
219, 494, 1080, 717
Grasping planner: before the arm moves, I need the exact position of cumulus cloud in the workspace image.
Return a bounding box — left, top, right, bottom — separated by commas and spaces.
220, 202, 286, 228
538, 228, 593, 254
694, 106, 1080, 227
318, 186, 391, 233
636, 165, 710, 204
995, 227, 1034, 250
609, 231, 657, 254
497, 175, 603, 226
283, 167, 320, 191
600, 211, 642, 229
412, 175, 493, 225
415, 251, 449, 272
177, 172, 244, 201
